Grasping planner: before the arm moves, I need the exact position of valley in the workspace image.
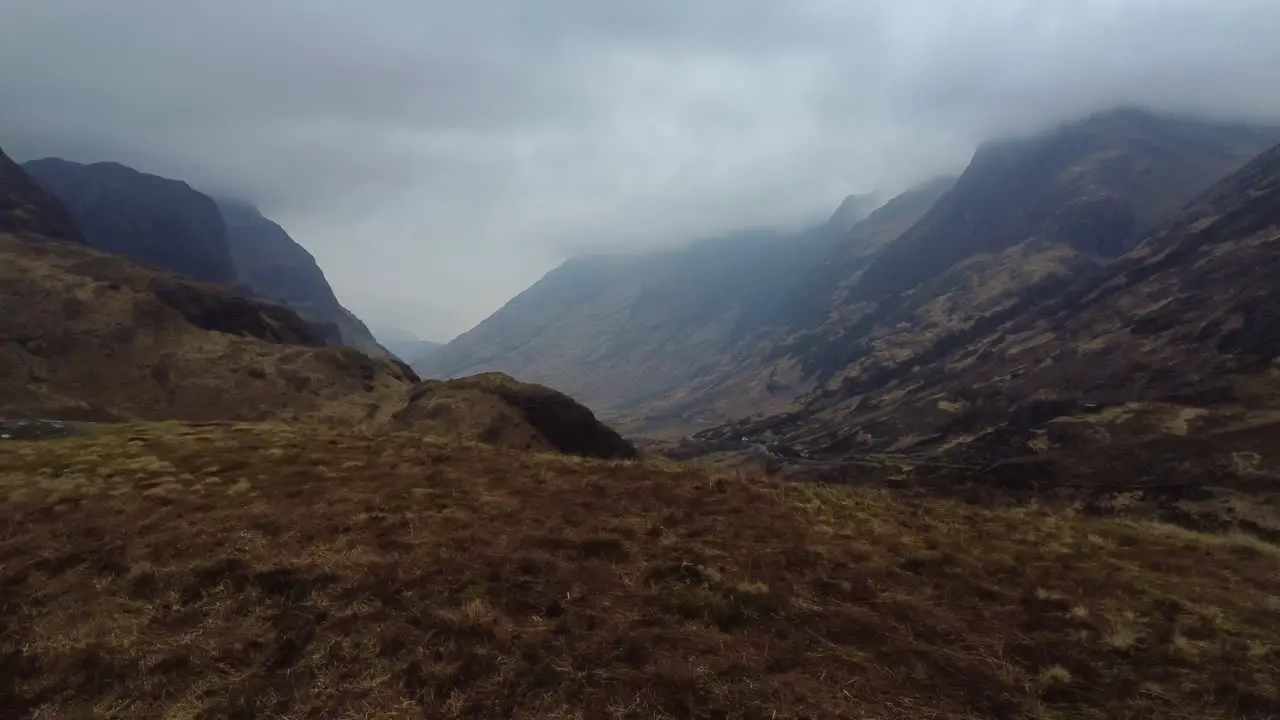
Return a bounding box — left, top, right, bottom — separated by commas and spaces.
3, 97, 1280, 718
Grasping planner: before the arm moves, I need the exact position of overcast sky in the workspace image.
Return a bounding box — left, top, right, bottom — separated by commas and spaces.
3, 1, 1280, 340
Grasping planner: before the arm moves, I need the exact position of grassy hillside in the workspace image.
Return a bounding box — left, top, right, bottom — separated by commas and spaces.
1, 422, 1277, 718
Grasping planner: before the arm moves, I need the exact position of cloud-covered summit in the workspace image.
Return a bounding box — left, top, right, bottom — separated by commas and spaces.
3, 0, 1279, 338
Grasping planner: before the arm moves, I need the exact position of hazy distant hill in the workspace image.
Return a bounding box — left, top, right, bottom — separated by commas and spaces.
415, 220, 873, 431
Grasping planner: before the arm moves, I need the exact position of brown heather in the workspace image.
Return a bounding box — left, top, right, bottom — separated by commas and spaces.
2, 422, 1278, 718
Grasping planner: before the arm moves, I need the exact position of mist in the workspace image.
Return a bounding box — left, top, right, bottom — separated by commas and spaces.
3, 0, 1279, 339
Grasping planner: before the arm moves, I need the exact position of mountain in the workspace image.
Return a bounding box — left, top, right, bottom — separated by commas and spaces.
0, 229, 633, 457
19, 157, 388, 356
1, 154, 633, 458
783, 176, 956, 327
778, 108, 1280, 395
416, 224, 858, 432
0, 228, 413, 424
426, 108, 1279, 444
693, 138, 1280, 536
22, 157, 237, 285
216, 198, 389, 358
825, 191, 881, 233
0, 147, 83, 243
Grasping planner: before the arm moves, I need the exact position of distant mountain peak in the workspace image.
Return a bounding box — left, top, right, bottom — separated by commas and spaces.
827, 192, 881, 233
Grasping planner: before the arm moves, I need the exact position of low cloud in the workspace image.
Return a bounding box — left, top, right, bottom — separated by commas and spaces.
3, 0, 1279, 339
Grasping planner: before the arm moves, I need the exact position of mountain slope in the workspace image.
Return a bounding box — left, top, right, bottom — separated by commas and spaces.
417, 200, 897, 431
856, 108, 1280, 301
707, 140, 1280, 480
784, 176, 956, 327
0, 232, 633, 456
1, 157, 632, 457
216, 198, 389, 358
0, 230, 413, 423
825, 191, 881, 233
0, 147, 83, 243
774, 108, 1280, 400
22, 157, 236, 285
19, 157, 388, 356
417, 227, 838, 430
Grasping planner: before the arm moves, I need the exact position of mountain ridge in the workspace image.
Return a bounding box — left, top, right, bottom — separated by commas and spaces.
23, 157, 236, 285
19, 156, 388, 356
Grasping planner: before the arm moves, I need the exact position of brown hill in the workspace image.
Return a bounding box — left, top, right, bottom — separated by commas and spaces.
1, 157, 633, 458
0, 231, 416, 424
389, 373, 637, 459
0, 232, 633, 459
1, 420, 1276, 717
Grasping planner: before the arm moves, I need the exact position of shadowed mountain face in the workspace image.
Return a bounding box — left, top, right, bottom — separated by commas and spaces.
0, 147, 84, 243
22, 157, 236, 285
17, 157, 387, 356
216, 198, 389, 358
783, 176, 956, 328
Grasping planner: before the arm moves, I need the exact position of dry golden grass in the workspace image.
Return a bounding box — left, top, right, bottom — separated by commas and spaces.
1, 422, 1278, 718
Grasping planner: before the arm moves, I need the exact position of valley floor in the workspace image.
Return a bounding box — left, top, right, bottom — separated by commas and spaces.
1, 423, 1278, 718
